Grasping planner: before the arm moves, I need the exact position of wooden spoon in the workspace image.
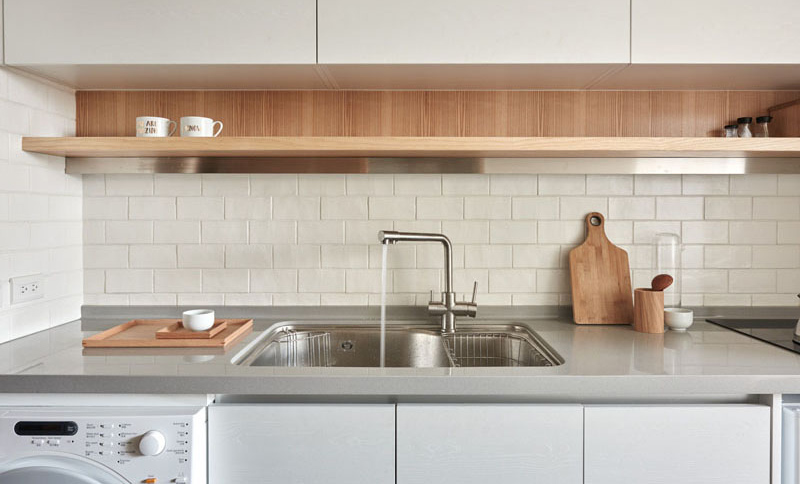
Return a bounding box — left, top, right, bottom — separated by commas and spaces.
651, 274, 674, 291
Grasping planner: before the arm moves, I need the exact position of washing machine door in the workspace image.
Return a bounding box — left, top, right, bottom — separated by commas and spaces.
0, 455, 130, 484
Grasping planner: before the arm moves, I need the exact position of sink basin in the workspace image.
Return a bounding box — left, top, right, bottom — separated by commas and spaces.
233, 322, 563, 368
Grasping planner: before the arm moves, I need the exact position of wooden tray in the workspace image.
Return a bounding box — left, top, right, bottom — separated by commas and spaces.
82, 319, 253, 349
155, 320, 228, 339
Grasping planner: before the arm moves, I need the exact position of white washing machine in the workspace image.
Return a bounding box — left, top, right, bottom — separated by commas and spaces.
0, 406, 206, 484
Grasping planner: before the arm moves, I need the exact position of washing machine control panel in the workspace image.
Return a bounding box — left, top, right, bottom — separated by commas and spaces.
2, 407, 206, 484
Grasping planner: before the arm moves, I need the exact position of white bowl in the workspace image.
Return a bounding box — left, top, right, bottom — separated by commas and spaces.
182, 309, 215, 332
664, 308, 694, 332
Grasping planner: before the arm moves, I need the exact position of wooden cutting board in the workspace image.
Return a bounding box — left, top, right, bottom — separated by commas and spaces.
569, 212, 633, 324
82, 319, 253, 348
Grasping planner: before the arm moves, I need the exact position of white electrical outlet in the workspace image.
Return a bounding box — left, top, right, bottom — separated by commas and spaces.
10, 274, 44, 304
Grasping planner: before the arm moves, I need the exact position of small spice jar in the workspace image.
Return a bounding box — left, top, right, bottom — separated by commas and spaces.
756, 116, 773, 138
723, 124, 738, 137
737, 117, 753, 138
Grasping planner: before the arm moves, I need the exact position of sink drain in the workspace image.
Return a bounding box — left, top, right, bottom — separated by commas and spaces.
340, 341, 354, 351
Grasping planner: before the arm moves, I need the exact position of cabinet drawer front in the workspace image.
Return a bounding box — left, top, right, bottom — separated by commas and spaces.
208, 404, 395, 484
397, 404, 583, 484
5, 0, 316, 65
585, 405, 770, 484
318, 0, 630, 64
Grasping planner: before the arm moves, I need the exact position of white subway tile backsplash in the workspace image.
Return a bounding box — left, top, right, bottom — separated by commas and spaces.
417, 197, 463, 220
298, 220, 344, 244
394, 175, 441, 195
346, 174, 393, 195
730, 175, 777, 195
682, 221, 728, 244
682, 175, 729, 195
154, 174, 201, 196
635, 175, 681, 195
106, 269, 153, 293
106, 221, 152, 244
298, 175, 346, 196
657, 197, 703, 220
490, 220, 537, 244
753, 197, 800, 220
177, 197, 223, 220
777, 269, 800, 293
778, 175, 800, 196
225, 197, 271, 220
249, 221, 296, 244
752, 245, 800, 269
106, 175, 153, 196
129, 197, 176, 220
705, 197, 752, 220
442, 175, 489, 195
78, 168, 800, 308
202, 174, 249, 196
226, 245, 271, 268
512, 197, 559, 220
730, 221, 777, 245
202, 269, 249, 293
250, 174, 298, 196
322, 197, 367, 220
489, 175, 537, 196
729, 269, 776, 293
609, 197, 655, 220
154, 269, 202, 293
273, 197, 319, 220
178, 245, 225, 269
201, 221, 247, 244
464, 197, 511, 220
586, 175, 633, 195
538, 175, 585, 195
559, 197, 607, 220
130, 245, 176, 268
153, 221, 200, 244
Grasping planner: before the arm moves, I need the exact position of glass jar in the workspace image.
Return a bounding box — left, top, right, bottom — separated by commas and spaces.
737, 117, 753, 138
756, 115, 773, 138
654, 232, 682, 308
723, 124, 738, 137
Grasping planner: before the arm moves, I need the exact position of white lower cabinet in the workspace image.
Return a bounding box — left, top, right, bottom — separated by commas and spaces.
207, 404, 395, 484
584, 405, 771, 484
396, 404, 583, 484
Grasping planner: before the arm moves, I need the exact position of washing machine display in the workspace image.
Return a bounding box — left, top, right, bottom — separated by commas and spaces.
0, 407, 206, 484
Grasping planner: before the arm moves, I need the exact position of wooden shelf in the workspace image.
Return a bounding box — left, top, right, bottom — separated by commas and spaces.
22, 136, 800, 158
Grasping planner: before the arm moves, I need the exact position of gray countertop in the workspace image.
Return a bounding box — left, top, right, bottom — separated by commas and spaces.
1, 306, 800, 398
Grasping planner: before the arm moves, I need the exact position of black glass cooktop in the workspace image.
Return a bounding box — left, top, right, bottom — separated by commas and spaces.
706, 318, 800, 354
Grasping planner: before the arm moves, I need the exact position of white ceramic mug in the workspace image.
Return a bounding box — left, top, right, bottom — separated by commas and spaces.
136, 116, 176, 137
180, 116, 223, 137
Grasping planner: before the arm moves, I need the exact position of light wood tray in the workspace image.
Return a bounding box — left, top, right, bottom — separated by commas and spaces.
82, 319, 253, 349
155, 320, 228, 339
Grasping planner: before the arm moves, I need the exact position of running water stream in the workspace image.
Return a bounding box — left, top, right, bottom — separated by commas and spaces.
379, 243, 388, 367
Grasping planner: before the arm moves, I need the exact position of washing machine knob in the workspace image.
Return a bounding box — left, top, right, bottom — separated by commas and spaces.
138, 430, 166, 456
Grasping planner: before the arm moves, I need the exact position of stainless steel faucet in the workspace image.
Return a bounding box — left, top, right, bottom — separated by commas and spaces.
379, 230, 477, 333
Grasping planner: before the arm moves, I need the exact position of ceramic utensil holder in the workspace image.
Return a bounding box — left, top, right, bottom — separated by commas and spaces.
634, 288, 664, 333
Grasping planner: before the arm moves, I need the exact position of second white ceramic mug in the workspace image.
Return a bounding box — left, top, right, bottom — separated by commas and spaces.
136, 116, 176, 137
180, 116, 223, 137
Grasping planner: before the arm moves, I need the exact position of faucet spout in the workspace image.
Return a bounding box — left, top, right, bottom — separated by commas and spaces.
378, 230, 475, 332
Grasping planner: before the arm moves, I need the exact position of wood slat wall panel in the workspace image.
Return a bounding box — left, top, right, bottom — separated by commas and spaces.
76, 90, 800, 137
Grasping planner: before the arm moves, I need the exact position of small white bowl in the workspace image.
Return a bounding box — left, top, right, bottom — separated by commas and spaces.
182, 309, 215, 332
664, 308, 694, 332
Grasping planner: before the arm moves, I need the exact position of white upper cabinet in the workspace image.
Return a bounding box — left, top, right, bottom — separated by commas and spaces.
318, 0, 631, 64
632, 0, 800, 64
4, 0, 316, 65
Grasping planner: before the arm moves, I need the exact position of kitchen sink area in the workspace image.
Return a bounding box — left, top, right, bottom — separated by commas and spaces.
233, 322, 564, 368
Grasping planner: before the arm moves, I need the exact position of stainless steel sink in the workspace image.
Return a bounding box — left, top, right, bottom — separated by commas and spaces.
233, 322, 563, 368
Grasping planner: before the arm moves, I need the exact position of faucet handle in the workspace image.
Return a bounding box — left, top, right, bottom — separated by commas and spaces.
429, 290, 441, 304
470, 281, 478, 304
